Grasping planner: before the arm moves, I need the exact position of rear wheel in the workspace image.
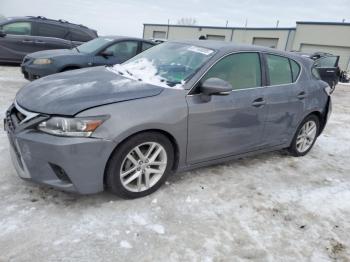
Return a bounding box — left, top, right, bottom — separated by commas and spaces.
106, 132, 174, 198
288, 115, 320, 157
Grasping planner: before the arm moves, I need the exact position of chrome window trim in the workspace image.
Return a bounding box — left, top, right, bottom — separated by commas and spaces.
187, 51, 263, 95
14, 100, 39, 124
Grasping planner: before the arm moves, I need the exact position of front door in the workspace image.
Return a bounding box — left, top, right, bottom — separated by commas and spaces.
186, 52, 267, 164
0, 21, 37, 62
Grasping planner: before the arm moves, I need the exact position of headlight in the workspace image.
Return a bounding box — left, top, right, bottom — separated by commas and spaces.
37, 116, 108, 137
33, 58, 52, 65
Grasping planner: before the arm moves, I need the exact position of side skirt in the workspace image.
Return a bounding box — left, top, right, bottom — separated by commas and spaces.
177, 143, 289, 173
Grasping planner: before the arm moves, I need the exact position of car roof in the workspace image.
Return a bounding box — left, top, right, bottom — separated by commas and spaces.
1, 16, 97, 33
176, 40, 285, 53
101, 35, 155, 43
173, 40, 310, 62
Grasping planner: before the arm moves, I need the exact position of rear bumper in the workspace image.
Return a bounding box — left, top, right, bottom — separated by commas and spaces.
4, 109, 116, 194
319, 96, 332, 135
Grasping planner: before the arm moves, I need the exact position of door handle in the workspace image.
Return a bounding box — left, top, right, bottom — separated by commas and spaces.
297, 91, 307, 99
251, 98, 266, 107
326, 70, 335, 73
22, 40, 33, 43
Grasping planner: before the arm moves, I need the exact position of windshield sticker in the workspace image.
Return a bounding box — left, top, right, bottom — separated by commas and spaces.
187, 46, 214, 55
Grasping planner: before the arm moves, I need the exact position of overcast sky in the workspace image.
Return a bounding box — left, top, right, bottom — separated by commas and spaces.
1, 0, 349, 37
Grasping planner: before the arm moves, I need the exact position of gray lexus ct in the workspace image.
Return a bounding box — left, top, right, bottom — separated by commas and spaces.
5, 41, 332, 198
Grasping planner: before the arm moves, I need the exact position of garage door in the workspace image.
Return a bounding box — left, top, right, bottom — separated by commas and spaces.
253, 37, 279, 48
206, 35, 225, 41
300, 44, 350, 70
152, 31, 166, 39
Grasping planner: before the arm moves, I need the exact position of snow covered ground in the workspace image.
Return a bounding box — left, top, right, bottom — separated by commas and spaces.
0, 65, 349, 261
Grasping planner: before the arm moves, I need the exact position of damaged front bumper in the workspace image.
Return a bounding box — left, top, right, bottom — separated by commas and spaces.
4, 103, 116, 194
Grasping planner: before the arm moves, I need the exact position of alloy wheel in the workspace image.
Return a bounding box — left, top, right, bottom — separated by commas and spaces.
296, 120, 317, 153
120, 142, 167, 192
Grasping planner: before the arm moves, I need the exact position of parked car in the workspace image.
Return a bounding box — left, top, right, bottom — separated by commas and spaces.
21, 36, 156, 80
294, 51, 341, 89
0, 16, 97, 63
149, 38, 167, 44
5, 41, 332, 198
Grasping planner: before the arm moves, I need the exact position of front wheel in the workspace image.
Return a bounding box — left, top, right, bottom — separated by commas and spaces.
288, 115, 320, 157
106, 132, 174, 199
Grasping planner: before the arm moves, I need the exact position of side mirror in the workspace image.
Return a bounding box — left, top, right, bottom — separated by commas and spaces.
100, 50, 113, 58
200, 78, 232, 96
0, 30, 6, 37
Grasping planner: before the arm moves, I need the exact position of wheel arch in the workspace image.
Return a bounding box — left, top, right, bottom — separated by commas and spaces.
297, 110, 325, 137
103, 129, 180, 186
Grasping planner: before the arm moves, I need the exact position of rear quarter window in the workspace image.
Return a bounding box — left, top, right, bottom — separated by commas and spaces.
312, 66, 321, 79
290, 59, 301, 82
68, 28, 94, 42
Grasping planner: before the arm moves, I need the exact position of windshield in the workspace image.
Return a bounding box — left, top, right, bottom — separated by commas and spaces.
76, 37, 113, 53
111, 42, 215, 88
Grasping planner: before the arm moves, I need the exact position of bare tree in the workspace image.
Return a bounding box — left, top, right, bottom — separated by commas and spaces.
177, 17, 197, 25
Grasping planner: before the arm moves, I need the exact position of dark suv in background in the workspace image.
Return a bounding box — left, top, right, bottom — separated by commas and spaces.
0, 16, 98, 63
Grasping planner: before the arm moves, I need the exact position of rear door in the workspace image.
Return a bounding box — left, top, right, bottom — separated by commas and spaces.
186, 52, 268, 164
261, 54, 302, 147
313, 55, 340, 87
0, 21, 36, 62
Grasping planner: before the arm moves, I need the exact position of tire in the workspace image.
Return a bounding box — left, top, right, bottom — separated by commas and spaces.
288, 114, 320, 157
106, 132, 174, 199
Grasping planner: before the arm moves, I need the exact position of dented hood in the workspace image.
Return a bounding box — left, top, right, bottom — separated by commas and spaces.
15, 66, 163, 116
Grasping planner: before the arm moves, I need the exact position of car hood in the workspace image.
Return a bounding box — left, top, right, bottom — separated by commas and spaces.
27, 49, 80, 59
15, 66, 164, 116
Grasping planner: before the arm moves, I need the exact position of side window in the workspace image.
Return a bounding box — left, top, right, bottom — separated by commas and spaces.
314, 56, 338, 68
141, 42, 154, 52
35, 23, 67, 38
2, 22, 31, 35
266, 54, 292, 85
202, 52, 261, 90
105, 41, 138, 61
290, 59, 301, 82
68, 28, 93, 42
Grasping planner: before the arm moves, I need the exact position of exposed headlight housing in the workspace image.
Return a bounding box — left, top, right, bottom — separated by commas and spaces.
33, 58, 52, 65
37, 116, 108, 137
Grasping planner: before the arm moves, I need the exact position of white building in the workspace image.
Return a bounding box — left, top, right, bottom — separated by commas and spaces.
143, 22, 350, 70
